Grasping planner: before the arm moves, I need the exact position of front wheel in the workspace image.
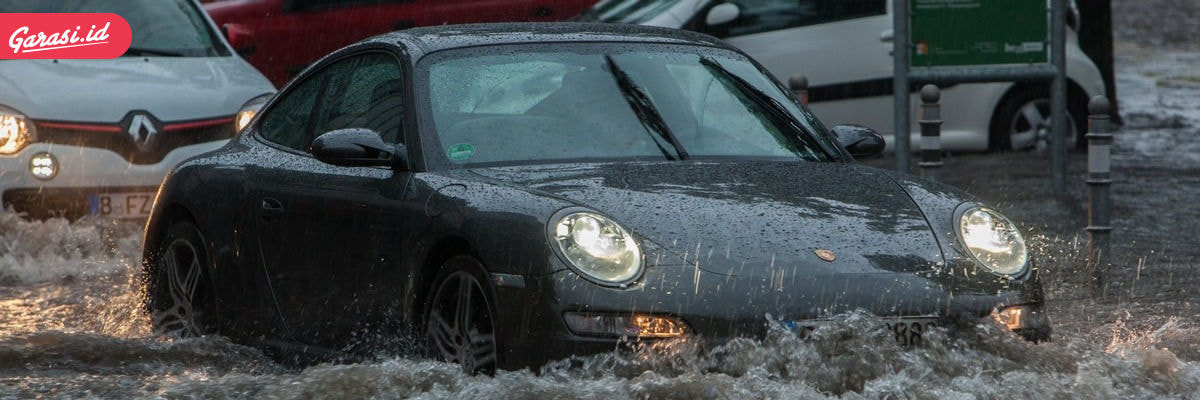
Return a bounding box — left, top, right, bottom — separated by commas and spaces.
424, 256, 500, 374
147, 221, 213, 338
989, 86, 1087, 152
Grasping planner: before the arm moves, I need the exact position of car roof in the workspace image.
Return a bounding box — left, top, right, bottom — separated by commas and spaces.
372, 22, 734, 58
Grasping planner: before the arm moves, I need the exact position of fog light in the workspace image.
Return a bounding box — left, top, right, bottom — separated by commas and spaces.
29, 152, 57, 180
564, 312, 688, 338
992, 306, 1025, 331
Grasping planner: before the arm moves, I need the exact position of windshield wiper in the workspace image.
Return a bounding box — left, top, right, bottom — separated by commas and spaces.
698, 57, 835, 158
123, 47, 186, 57
603, 55, 689, 161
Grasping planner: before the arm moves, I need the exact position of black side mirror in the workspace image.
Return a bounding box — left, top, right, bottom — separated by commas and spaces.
310, 128, 408, 170
832, 124, 885, 159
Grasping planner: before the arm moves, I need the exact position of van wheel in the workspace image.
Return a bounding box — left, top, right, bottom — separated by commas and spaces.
989, 86, 1086, 152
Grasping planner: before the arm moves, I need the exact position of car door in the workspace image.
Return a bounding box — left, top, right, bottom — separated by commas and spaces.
696, 0, 893, 132
251, 51, 413, 349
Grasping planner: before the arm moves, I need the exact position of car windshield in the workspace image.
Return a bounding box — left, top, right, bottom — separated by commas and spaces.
419, 44, 837, 168
577, 0, 684, 23
0, 0, 227, 57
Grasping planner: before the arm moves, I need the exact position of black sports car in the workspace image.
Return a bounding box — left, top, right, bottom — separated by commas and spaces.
141, 23, 1050, 373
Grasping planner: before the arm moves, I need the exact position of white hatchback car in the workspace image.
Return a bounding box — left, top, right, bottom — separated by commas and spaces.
0, 0, 274, 220
579, 0, 1107, 152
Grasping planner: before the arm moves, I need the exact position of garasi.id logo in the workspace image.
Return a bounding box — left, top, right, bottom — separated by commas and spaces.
3, 13, 131, 59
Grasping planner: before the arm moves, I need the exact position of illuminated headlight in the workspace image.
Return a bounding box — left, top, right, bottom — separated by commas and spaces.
957, 206, 1028, 276
235, 94, 272, 132
0, 105, 35, 155
563, 312, 688, 338
551, 210, 643, 286
29, 152, 57, 180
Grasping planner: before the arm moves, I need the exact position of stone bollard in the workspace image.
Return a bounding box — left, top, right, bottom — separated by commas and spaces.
1086, 96, 1113, 296
789, 75, 809, 106
918, 84, 942, 181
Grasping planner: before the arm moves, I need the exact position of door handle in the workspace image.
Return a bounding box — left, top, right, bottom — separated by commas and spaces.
260, 198, 285, 221
879, 29, 894, 42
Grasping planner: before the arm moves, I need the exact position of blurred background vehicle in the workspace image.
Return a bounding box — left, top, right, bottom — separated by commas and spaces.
0, 0, 275, 220
202, 0, 601, 86
578, 0, 1108, 152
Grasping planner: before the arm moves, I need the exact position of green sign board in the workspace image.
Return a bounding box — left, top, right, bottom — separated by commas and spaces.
911, 0, 1048, 67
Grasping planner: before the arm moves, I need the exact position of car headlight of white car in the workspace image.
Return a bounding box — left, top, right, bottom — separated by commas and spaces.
235, 94, 273, 132
550, 210, 643, 286
0, 105, 35, 155
957, 206, 1029, 276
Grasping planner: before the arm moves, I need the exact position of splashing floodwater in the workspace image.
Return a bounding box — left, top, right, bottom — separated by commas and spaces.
0, 212, 1198, 398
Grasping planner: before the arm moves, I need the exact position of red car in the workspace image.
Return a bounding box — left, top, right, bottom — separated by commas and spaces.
203, 0, 598, 86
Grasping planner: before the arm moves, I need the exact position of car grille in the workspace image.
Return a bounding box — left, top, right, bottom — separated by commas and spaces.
33, 117, 235, 165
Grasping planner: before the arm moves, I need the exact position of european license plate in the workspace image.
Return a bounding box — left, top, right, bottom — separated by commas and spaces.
785, 318, 939, 346
883, 319, 938, 347
87, 192, 155, 219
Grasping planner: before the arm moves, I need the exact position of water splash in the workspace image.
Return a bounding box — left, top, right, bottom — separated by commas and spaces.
0, 212, 142, 285
0, 211, 148, 337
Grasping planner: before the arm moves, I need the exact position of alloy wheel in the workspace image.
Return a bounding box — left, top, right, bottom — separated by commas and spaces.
152, 237, 205, 338
1008, 98, 1078, 151
426, 270, 497, 374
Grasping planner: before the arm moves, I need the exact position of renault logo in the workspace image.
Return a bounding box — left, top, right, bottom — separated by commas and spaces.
127, 113, 157, 151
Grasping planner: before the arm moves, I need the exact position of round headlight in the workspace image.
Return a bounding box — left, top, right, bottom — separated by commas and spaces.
29, 152, 57, 180
551, 211, 643, 285
958, 207, 1028, 276
0, 105, 35, 155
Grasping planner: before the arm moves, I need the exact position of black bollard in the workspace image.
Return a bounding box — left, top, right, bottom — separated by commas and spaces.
918, 84, 942, 180
1086, 95, 1113, 296
789, 75, 809, 106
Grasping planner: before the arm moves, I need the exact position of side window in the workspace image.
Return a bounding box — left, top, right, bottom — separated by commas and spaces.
257, 52, 404, 152
711, 0, 886, 38
257, 72, 324, 151
310, 53, 406, 144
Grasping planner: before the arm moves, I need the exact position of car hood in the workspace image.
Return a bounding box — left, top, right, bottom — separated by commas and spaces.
465, 161, 947, 277
0, 57, 273, 122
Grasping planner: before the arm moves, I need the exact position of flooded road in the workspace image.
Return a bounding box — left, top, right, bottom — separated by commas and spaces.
4, 3, 1200, 398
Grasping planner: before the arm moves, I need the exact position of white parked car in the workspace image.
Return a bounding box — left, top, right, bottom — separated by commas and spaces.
0, 0, 274, 219
578, 0, 1107, 152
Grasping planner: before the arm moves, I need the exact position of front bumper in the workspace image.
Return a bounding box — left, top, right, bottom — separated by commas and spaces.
495, 262, 1049, 370
0, 140, 227, 219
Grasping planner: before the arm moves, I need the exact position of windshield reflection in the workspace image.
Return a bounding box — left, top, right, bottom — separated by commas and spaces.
421, 44, 835, 168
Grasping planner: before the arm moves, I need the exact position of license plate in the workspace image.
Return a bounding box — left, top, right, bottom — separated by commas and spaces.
784, 318, 939, 346
87, 192, 155, 219
883, 319, 938, 347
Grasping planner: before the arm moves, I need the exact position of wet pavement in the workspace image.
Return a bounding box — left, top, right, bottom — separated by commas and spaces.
3, 2, 1200, 397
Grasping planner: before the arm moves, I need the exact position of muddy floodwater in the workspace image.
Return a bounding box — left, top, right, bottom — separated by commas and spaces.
4, 3, 1200, 398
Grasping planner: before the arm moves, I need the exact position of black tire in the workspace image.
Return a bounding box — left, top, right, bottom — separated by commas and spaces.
147, 221, 213, 338
989, 85, 1087, 152
423, 255, 500, 374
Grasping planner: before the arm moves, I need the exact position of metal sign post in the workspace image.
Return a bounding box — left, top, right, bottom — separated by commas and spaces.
894, 0, 1069, 195
893, 0, 910, 173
